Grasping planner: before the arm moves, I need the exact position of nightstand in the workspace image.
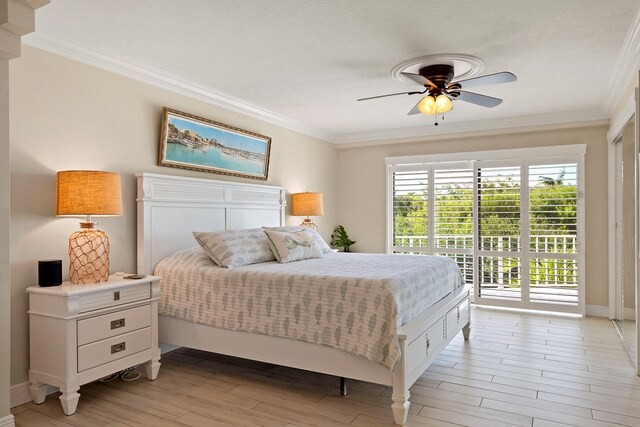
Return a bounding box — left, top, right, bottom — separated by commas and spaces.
26, 275, 161, 415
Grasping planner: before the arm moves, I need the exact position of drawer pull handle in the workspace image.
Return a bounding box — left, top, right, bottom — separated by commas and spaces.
111, 342, 126, 354
113, 291, 120, 301
457, 307, 460, 322
426, 334, 430, 356
110, 318, 126, 330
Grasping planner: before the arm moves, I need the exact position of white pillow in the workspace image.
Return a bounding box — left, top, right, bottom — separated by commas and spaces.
193, 228, 275, 268
263, 226, 332, 253
264, 229, 323, 263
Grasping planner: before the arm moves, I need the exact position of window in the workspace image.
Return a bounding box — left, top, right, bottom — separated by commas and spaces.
387, 146, 585, 314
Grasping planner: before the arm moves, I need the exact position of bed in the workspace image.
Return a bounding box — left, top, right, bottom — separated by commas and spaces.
136, 173, 470, 425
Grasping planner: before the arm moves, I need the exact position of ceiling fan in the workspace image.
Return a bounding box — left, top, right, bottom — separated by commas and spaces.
357, 64, 517, 125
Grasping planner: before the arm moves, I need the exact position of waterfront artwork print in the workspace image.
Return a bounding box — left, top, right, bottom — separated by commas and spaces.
159, 108, 271, 180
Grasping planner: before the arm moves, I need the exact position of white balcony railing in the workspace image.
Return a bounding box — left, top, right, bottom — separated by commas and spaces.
393, 234, 578, 290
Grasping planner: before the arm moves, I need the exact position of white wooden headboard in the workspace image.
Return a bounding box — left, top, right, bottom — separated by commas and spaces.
136, 173, 286, 275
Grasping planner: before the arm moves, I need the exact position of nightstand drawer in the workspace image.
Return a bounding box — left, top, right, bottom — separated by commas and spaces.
77, 305, 151, 346
78, 283, 150, 313
77, 327, 151, 372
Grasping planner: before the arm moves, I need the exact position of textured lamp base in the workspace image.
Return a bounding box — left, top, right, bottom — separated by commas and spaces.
68, 222, 110, 284
299, 218, 318, 231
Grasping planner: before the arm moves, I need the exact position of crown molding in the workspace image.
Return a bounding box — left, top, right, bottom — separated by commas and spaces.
333, 111, 608, 148
22, 28, 337, 143
604, 7, 640, 115
607, 90, 636, 143
20, 25, 628, 148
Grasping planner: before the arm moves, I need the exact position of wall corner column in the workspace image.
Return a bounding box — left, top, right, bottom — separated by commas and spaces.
0, 0, 49, 425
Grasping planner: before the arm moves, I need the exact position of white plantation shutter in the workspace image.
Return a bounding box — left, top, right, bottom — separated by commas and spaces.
433, 167, 474, 284
391, 169, 429, 253
528, 162, 579, 306
476, 164, 522, 301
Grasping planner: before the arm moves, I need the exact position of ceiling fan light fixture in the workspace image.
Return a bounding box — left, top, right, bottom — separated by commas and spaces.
435, 94, 452, 113
417, 96, 437, 115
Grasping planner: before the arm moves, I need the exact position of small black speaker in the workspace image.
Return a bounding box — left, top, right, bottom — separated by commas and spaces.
38, 260, 62, 287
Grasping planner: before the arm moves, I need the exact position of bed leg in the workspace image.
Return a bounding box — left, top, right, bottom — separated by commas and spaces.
391, 391, 410, 425
391, 336, 409, 425
340, 377, 347, 396
463, 322, 471, 341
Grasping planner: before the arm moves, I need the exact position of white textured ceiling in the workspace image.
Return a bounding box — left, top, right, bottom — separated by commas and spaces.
28, 0, 640, 142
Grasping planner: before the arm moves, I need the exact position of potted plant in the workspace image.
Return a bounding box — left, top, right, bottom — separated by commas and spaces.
331, 225, 356, 252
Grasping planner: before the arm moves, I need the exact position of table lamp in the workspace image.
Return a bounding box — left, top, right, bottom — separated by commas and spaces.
56, 170, 123, 284
291, 192, 323, 231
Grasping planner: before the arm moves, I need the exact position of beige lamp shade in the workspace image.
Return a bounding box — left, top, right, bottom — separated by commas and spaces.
56, 170, 123, 217
291, 192, 324, 216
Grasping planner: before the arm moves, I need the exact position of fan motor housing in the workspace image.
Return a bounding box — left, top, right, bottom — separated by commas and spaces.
418, 64, 455, 87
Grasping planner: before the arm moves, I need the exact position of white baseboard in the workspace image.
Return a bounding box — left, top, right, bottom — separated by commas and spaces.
584, 304, 637, 320
586, 304, 609, 318
10, 381, 58, 408
0, 414, 14, 427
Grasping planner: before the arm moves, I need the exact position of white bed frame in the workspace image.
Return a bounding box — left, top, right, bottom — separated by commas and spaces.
136, 172, 470, 425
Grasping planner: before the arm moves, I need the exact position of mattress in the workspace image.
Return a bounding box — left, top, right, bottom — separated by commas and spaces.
155, 248, 464, 369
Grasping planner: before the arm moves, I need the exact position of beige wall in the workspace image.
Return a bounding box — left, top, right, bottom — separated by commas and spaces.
337, 125, 609, 307
9, 46, 339, 386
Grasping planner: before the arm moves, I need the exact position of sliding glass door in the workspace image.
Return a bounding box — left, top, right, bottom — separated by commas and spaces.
474, 159, 580, 311
388, 151, 584, 314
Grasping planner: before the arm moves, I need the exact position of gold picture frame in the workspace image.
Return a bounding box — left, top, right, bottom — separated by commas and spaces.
158, 107, 271, 180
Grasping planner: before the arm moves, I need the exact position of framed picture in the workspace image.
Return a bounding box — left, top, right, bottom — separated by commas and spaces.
158, 107, 271, 180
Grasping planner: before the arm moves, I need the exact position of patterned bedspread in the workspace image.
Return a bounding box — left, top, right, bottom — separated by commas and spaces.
155, 248, 464, 369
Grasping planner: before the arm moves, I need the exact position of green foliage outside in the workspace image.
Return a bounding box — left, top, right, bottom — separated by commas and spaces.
393, 171, 577, 288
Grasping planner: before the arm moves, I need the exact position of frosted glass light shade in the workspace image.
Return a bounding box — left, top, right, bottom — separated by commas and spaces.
291, 192, 324, 216
56, 171, 123, 217
418, 96, 437, 115
435, 94, 452, 113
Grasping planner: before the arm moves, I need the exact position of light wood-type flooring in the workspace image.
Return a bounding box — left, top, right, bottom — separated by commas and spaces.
12, 306, 640, 426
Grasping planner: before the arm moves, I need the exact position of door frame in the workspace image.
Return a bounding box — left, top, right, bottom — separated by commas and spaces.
607, 91, 637, 320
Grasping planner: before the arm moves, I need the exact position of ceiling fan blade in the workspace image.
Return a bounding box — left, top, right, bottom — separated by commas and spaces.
453, 90, 503, 108
357, 91, 421, 101
401, 72, 436, 88
452, 72, 516, 89
407, 97, 424, 115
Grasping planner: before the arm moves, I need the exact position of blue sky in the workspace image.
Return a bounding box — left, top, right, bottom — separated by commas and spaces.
169, 116, 268, 155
